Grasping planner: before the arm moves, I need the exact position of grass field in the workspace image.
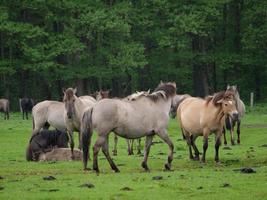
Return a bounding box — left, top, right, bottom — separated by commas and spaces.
0, 110, 267, 200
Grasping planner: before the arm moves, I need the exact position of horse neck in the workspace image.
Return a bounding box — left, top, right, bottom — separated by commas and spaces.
207, 102, 226, 126
74, 96, 85, 120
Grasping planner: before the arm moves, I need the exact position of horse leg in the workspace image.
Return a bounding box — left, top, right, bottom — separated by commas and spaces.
67, 130, 75, 159
237, 120, 241, 144
113, 134, 118, 156
93, 136, 106, 173
22, 110, 24, 120
141, 135, 153, 171
26, 111, 28, 120
223, 127, 227, 145
127, 139, 132, 155
137, 138, 141, 154
130, 139, 134, 155
191, 135, 200, 160
201, 131, 209, 163
157, 130, 174, 170
101, 136, 120, 172
185, 135, 194, 160
215, 131, 222, 163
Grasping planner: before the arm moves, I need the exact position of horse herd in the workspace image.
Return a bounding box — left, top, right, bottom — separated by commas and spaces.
0, 82, 245, 173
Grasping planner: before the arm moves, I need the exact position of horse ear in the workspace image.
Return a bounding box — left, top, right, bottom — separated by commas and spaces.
227, 84, 230, 89
73, 88, 77, 94
172, 82, 176, 87
216, 99, 223, 104
62, 88, 66, 94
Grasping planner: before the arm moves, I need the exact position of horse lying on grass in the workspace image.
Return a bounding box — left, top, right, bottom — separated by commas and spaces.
39, 148, 82, 161
26, 129, 69, 161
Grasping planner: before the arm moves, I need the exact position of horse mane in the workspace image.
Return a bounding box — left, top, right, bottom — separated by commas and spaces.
205, 90, 235, 107
65, 88, 75, 100
147, 82, 176, 102
126, 91, 149, 101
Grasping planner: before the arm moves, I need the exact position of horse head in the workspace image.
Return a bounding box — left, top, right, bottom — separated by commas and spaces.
63, 88, 77, 119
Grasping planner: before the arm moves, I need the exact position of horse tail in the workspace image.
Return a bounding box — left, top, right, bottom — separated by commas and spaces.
19, 98, 22, 113
32, 116, 35, 130
81, 107, 94, 170
26, 144, 33, 161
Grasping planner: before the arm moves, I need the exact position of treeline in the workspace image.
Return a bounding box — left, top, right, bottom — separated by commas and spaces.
0, 0, 266, 110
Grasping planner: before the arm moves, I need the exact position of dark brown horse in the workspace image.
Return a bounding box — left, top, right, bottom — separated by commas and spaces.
19, 98, 35, 120
0, 98, 9, 120
26, 129, 69, 161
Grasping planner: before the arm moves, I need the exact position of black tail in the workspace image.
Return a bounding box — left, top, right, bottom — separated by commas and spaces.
81, 107, 94, 170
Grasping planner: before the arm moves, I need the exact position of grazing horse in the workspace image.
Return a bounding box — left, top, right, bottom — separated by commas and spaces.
0, 98, 9, 120
26, 129, 69, 161
32, 101, 66, 136
170, 94, 191, 118
63, 88, 96, 157
223, 85, 246, 145
19, 98, 34, 119
81, 82, 176, 173
177, 90, 238, 163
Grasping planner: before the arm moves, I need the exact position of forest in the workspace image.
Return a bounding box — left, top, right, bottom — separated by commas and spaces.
0, 0, 266, 109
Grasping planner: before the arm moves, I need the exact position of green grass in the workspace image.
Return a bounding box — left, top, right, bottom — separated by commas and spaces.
0, 112, 267, 200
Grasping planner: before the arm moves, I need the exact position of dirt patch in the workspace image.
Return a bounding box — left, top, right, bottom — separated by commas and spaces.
243, 124, 267, 128
233, 167, 256, 173
43, 176, 56, 181
152, 176, 163, 180
120, 187, 133, 191
222, 183, 231, 188
260, 144, 267, 147
79, 183, 95, 188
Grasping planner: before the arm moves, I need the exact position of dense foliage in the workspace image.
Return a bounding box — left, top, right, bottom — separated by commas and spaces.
0, 0, 266, 109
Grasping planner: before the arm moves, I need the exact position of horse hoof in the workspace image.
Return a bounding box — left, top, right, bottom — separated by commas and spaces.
114, 168, 120, 173
83, 167, 91, 171
141, 162, 150, 171
224, 142, 227, 145
194, 156, 200, 161
164, 163, 171, 171
231, 141, 235, 145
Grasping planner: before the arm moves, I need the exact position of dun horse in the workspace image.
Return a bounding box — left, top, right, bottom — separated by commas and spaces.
177, 90, 238, 163
0, 98, 9, 120
81, 82, 176, 173
19, 98, 34, 119
32, 101, 66, 136
63, 88, 96, 156
223, 85, 246, 145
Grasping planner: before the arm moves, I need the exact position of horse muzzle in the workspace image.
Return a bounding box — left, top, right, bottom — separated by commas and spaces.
230, 112, 239, 121
67, 113, 72, 119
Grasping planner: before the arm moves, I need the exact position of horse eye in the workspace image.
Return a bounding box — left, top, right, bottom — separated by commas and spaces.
73, 99, 75, 102
224, 104, 228, 106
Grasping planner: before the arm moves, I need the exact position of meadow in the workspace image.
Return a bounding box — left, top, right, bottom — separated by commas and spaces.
0, 109, 267, 200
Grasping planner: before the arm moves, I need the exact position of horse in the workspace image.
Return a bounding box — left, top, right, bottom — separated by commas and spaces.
19, 98, 34, 120
223, 85, 246, 145
26, 129, 69, 161
0, 98, 9, 120
170, 94, 191, 118
177, 90, 238, 163
81, 82, 176, 173
32, 101, 66, 136
63, 88, 96, 157
38, 148, 82, 161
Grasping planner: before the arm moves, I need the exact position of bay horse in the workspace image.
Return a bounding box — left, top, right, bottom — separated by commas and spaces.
26, 129, 69, 161
177, 90, 238, 163
170, 94, 191, 118
0, 98, 9, 120
223, 85, 246, 145
81, 82, 176, 173
63, 88, 96, 157
19, 98, 35, 119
